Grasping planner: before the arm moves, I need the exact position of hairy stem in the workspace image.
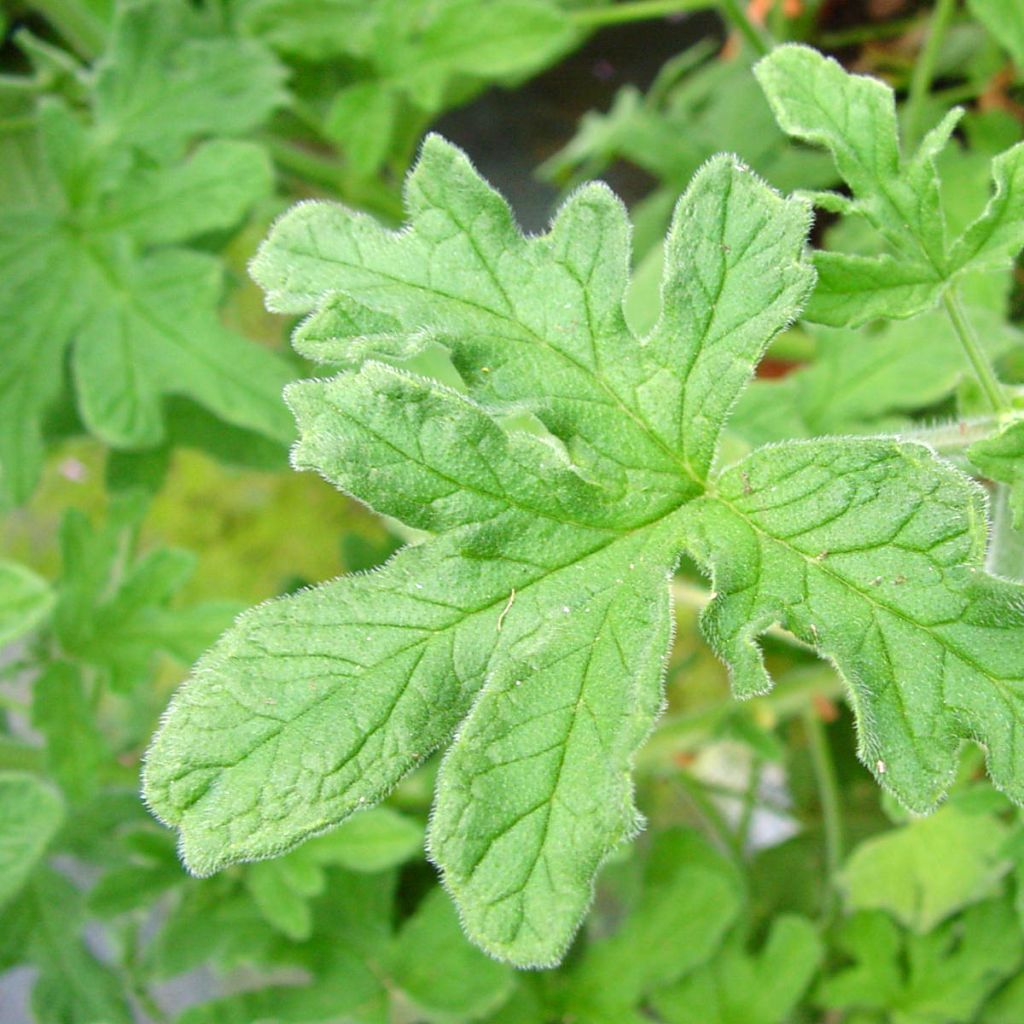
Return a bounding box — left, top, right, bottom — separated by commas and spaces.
942, 288, 1011, 415
803, 707, 844, 920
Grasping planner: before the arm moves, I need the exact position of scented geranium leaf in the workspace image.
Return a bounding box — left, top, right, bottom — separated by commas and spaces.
648, 916, 823, 1024
0, 773, 64, 909
148, 136, 813, 966
688, 438, 1024, 810
93, 138, 274, 246
970, 420, 1024, 528
756, 45, 1024, 325
93, 0, 286, 160
839, 803, 1011, 931
302, 806, 423, 872
820, 901, 1023, 1024
72, 247, 294, 449
0, 560, 54, 647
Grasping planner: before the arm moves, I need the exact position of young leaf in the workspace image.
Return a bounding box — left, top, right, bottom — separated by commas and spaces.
756, 44, 1024, 326
145, 135, 814, 966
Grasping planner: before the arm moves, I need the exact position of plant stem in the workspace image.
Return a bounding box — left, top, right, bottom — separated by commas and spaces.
719, 0, 771, 56
803, 707, 844, 920
987, 483, 1024, 580
904, 0, 957, 146
942, 288, 1011, 415
570, 0, 710, 29
676, 771, 744, 862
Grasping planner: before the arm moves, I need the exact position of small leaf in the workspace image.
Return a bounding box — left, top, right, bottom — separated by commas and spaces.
0, 773, 64, 909
840, 804, 1011, 931
0, 560, 54, 647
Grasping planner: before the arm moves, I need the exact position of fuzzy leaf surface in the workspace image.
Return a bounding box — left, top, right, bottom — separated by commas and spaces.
145, 135, 813, 965
688, 438, 1024, 810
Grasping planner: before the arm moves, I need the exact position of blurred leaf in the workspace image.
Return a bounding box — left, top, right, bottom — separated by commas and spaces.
304, 807, 424, 872
839, 804, 1012, 931
0, 559, 54, 646
648, 915, 823, 1024
389, 887, 515, 1020
0, 772, 63, 909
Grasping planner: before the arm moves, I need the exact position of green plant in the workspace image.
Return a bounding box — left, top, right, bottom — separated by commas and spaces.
7, 2, 1024, 1021
146, 52, 1024, 969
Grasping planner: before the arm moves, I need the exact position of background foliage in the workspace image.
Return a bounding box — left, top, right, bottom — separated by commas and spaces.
3, 0, 1024, 1021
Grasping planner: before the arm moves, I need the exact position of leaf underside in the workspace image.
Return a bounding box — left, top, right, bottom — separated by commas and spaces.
145, 134, 1024, 966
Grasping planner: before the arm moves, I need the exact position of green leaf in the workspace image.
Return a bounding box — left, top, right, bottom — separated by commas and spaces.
970, 420, 1024, 529
303, 807, 423, 872
648, 916, 823, 1024
31, 661, 109, 802
563, 829, 744, 1016
93, 0, 286, 159
820, 901, 1023, 1023
688, 438, 1024, 811
756, 44, 1024, 325
968, 0, 1024, 70
0, 773, 64, 909
145, 136, 813, 966
839, 803, 1012, 931
0, 559, 54, 646
0, 2, 291, 505
389, 887, 515, 1020
53, 499, 239, 691
147, 134, 1024, 967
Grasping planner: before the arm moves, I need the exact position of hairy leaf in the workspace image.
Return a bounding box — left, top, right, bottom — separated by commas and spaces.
147, 134, 1024, 966
146, 136, 813, 965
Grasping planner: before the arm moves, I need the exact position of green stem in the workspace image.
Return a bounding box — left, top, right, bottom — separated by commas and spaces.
736, 757, 764, 852
904, 0, 957, 146
818, 15, 923, 50
570, 0, 710, 29
803, 707, 844, 920
942, 288, 1011, 415
719, 0, 771, 56
676, 771, 744, 862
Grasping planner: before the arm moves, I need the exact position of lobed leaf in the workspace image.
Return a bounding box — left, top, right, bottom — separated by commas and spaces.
148, 135, 813, 965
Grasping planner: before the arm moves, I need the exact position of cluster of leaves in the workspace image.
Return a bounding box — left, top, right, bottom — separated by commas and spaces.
7, 0, 1024, 1022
